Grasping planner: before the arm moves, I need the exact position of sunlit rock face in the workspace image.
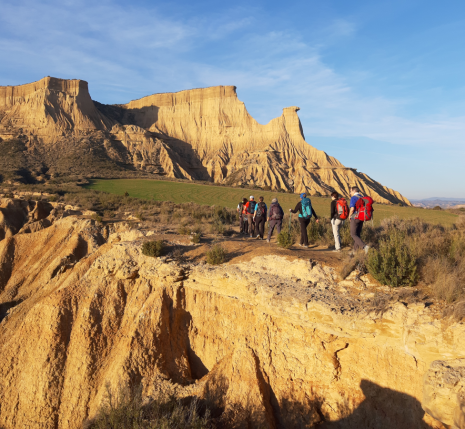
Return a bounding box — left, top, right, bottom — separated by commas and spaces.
0, 77, 410, 204
0, 215, 460, 428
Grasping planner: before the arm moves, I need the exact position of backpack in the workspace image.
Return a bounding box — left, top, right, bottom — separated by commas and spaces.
247, 201, 257, 214
299, 198, 312, 219
336, 198, 349, 220
355, 196, 374, 221
270, 204, 283, 220
255, 202, 266, 218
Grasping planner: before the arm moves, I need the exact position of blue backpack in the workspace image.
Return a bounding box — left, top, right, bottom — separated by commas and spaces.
300, 198, 313, 219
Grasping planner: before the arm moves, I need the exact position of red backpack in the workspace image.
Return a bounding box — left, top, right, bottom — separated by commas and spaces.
336, 198, 349, 220
355, 196, 374, 221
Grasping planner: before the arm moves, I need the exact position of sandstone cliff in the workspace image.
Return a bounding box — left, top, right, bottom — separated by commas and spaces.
0, 210, 461, 428
0, 77, 410, 205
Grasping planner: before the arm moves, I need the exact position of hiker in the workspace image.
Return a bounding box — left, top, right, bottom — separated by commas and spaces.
349, 187, 372, 253
237, 198, 248, 234
245, 196, 257, 238
267, 198, 284, 242
237, 198, 249, 234
253, 196, 267, 239
330, 191, 348, 252
289, 193, 319, 248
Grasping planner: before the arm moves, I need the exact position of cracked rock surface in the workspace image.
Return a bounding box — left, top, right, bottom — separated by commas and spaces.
0, 218, 462, 428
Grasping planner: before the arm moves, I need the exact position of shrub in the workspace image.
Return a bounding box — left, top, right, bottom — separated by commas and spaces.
433, 205, 442, 210
191, 232, 201, 244
142, 240, 165, 258
366, 230, 418, 287
124, 191, 129, 197
136, 212, 145, 221
178, 225, 190, 235
277, 230, 295, 249
206, 244, 226, 265
339, 251, 367, 279
210, 220, 226, 235
91, 213, 103, 223
87, 383, 212, 429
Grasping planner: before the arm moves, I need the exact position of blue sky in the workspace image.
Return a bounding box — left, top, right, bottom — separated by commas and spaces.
1, 0, 464, 199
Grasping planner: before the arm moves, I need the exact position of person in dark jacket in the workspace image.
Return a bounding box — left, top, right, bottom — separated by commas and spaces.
289, 193, 319, 248
267, 198, 284, 242
253, 196, 267, 239
330, 191, 344, 252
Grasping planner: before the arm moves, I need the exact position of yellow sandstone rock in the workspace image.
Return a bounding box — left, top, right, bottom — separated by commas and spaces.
0, 77, 410, 205
0, 217, 460, 428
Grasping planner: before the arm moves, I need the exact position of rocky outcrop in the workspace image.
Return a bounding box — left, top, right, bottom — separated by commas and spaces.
0, 77, 111, 142
0, 77, 410, 205
423, 359, 465, 428
115, 87, 409, 204
0, 218, 461, 428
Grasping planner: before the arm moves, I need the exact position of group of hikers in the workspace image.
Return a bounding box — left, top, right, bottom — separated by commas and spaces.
236, 187, 373, 253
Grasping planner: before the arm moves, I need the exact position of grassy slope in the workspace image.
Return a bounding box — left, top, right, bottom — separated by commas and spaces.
87, 179, 459, 226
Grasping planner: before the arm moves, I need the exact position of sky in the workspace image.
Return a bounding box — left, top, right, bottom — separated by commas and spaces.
0, 0, 464, 199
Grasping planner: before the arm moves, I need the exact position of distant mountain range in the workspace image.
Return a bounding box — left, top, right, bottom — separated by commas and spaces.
410, 198, 465, 208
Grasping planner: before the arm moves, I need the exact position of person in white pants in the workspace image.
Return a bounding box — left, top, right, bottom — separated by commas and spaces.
330, 191, 344, 252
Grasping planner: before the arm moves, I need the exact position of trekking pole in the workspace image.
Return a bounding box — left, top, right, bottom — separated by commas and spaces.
288, 212, 292, 233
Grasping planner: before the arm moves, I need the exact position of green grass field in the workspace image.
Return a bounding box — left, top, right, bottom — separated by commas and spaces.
86, 179, 459, 226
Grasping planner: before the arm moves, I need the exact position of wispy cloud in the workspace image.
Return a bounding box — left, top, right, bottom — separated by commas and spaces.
1, 0, 464, 154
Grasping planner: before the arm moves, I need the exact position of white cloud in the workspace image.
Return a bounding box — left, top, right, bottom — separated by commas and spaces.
1, 0, 464, 153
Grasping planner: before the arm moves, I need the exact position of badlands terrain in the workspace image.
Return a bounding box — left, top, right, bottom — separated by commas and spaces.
0, 194, 464, 429
0, 77, 409, 205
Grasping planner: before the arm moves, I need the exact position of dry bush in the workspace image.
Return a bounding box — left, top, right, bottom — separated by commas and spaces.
339, 251, 367, 279
86, 383, 213, 429
456, 216, 465, 230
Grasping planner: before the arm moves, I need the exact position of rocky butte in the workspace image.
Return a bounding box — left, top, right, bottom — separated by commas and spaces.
0, 199, 463, 428
0, 77, 410, 205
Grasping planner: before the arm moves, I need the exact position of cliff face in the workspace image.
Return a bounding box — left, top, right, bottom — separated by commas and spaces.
0, 77, 111, 141
116, 87, 409, 204
0, 77, 410, 205
0, 212, 461, 429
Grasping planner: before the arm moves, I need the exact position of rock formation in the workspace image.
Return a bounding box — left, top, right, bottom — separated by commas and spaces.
0, 77, 410, 205
0, 207, 461, 428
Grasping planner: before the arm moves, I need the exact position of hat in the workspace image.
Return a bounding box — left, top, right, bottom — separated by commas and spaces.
272, 198, 278, 203
300, 193, 306, 198
250, 195, 254, 199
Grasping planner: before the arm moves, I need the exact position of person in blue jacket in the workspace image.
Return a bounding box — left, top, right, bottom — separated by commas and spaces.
289, 193, 319, 248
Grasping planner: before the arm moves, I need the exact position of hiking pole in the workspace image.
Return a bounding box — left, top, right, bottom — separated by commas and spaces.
288, 212, 292, 233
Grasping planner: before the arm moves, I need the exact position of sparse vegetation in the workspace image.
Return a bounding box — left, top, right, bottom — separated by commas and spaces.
142, 240, 165, 258
206, 244, 226, 265
91, 213, 103, 223
86, 383, 213, 429
191, 232, 201, 244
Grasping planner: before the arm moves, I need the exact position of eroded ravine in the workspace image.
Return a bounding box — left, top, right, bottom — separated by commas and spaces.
0, 216, 463, 428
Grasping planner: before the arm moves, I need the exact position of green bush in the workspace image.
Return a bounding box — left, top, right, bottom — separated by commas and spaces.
277, 230, 295, 249
206, 244, 226, 265
366, 230, 418, 287
142, 240, 165, 258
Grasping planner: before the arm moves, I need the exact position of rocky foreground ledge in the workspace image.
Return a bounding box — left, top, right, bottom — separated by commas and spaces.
0, 211, 463, 428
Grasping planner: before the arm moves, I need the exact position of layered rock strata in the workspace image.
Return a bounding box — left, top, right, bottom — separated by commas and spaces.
0, 77, 410, 205
0, 215, 461, 428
